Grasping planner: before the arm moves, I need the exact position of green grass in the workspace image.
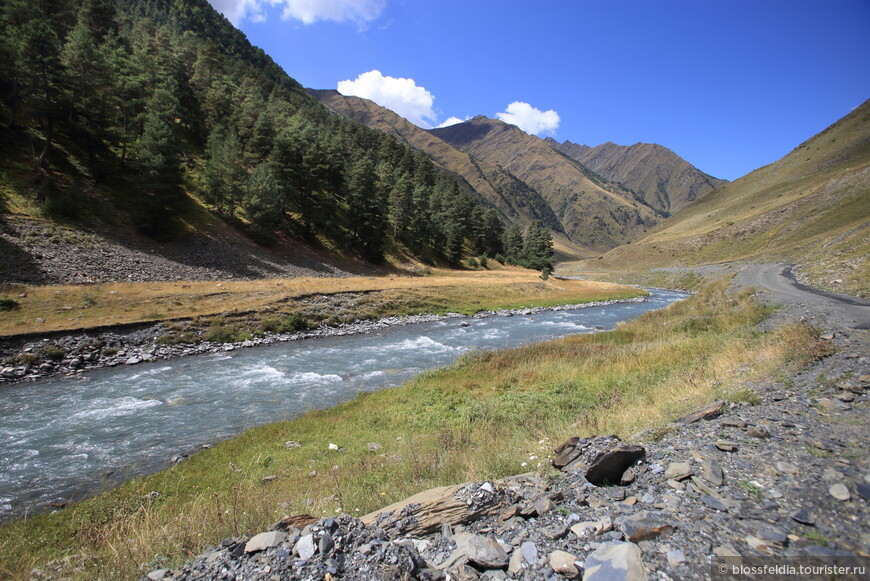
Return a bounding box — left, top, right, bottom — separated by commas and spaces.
0, 278, 824, 580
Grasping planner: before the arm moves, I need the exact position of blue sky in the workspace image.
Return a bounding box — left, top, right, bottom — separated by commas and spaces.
209, 0, 870, 181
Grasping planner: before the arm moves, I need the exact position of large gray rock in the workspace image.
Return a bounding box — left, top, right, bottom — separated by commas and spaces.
294, 534, 316, 560
549, 550, 579, 578
583, 541, 647, 581
244, 530, 287, 553
552, 435, 645, 485
453, 533, 509, 569
618, 511, 674, 542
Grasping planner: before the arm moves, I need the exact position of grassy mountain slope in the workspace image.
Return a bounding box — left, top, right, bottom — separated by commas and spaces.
430, 117, 662, 251
576, 100, 870, 296
308, 90, 588, 257
549, 139, 728, 215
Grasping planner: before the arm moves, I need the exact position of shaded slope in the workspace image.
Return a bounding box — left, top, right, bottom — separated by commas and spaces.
548, 139, 728, 215
431, 117, 661, 251
309, 90, 565, 236
583, 100, 870, 297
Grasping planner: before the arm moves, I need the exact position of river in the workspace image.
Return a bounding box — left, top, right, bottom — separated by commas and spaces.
0, 289, 687, 520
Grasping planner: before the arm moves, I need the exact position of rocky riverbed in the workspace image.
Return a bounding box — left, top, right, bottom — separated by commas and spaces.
131, 268, 869, 581
0, 297, 647, 386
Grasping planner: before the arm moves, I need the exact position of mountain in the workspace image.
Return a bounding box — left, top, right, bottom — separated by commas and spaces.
546, 139, 728, 215
583, 99, 870, 297
430, 117, 661, 251
309, 90, 568, 242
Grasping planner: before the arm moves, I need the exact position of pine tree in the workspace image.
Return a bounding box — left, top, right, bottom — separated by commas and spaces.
523, 220, 554, 272
502, 225, 524, 264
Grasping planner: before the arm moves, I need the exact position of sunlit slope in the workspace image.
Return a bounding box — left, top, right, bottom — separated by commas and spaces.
587, 100, 870, 295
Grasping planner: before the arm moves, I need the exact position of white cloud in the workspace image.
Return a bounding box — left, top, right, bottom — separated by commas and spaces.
338, 70, 438, 128
208, 0, 385, 27
209, 0, 266, 24
496, 101, 560, 136
437, 116, 468, 128
274, 0, 385, 25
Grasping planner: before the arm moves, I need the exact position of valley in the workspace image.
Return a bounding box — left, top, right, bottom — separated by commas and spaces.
0, 0, 867, 579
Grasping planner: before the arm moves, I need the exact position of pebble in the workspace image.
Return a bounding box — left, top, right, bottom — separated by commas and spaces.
828, 483, 851, 501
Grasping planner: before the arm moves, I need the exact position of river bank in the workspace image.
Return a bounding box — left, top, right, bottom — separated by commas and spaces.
0, 296, 648, 386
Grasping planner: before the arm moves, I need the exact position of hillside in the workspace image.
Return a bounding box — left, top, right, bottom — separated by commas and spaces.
430, 117, 662, 251
308, 89, 587, 258
572, 100, 870, 297
0, 0, 505, 281
548, 139, 728, 215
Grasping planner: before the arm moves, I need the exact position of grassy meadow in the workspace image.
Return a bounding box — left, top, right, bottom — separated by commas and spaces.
0, 270, 641, 338
0, 276, 826, 580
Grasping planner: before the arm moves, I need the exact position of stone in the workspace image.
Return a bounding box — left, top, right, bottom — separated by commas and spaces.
367, 442, 382, 451
294, 534, 316, 560
855, 482, 870, 500
596, 516, 614, 534
453, 533, 509, 569
699, 460, 724, 486
583, 541, 647, 581
829, 483, 851, 501
534, 497, 554, 516
715, 440, 738, 452
666, 549, 686, 566
519, 541, 538, 566
677, 400, 726, 424
698, 495, 728, 512
690, 476, 721, 497
619, 511, 674, 542
319, 531, 335, 554
146, 569, 170, 580
244, 530, 287, 554
666, 479, 685, 491
791, 509, 815, 526
776, 461, 799, 475
753, 526, 788, 548
284, 440, 302, 449
713, 544, 741, 558
570, 521, 599, 538
507, 550, 524, 574
745, 535, 773, 554
549, 550, 579, 578
553, 435, 645, 485
664, 462, 692, 480
747, 425, 770, 439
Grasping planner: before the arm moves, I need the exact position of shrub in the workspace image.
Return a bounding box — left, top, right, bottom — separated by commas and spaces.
259, 313, 311, 334
38, 345, 67, 361
0, 298, 19, 312
205, 324, 249, 343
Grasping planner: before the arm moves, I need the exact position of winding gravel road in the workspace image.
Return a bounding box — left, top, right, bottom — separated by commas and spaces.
738, 263, 870, 330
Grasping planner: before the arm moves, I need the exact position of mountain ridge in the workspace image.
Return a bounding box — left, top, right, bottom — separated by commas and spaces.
430, 116, 661, 251
546, 138, 728, 215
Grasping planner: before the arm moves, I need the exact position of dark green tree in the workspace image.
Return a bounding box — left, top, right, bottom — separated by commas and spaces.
523, 220, 554, 272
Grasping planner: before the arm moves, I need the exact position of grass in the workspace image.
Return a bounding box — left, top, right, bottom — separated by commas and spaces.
0, 277, 825, 580
0, 271, 643, 338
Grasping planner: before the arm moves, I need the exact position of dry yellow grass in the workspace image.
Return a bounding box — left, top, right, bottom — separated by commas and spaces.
0, 270, 640, 337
